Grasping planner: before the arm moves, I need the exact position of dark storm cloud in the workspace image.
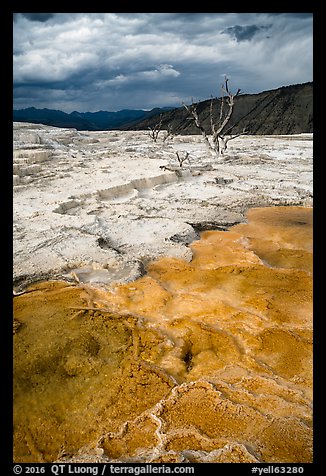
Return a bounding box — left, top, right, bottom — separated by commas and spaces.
14, 13, 55, 22
13, 13, 313, 112
271, 13, 313, 18
222, 24, 271, 42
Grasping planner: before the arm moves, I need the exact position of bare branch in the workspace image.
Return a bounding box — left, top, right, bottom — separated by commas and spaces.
214, 77, 240, 137
218, 96, 224, 125
224, 76, 229, 94
148, 114, 163, 142
162, 123, 175, 142
176, 151, 190, 167
210, 96, 215, 134
183, 101, 213, 151
223, 127, 248, 146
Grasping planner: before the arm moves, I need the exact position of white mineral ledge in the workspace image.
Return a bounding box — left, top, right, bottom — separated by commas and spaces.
13, 122, 313, 287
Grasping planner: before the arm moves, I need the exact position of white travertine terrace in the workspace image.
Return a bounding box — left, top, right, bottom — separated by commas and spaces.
13, 122, 313, 287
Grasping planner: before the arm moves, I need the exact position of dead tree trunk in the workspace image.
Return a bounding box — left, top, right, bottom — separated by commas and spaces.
183, 77, 247, 156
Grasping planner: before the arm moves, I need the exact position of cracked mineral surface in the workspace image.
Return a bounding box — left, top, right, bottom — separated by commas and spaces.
13, 123, 313, 463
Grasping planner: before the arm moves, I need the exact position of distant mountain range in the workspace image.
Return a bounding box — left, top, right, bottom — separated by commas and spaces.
127, 82, 313, 135
13, 107, 173, 131
13, 82, 312, 135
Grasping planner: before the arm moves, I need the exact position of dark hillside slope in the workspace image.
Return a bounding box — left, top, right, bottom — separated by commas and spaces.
127, 82, 313, 135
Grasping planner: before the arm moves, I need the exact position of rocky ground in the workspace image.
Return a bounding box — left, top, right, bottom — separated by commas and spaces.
13, 122, 313, 289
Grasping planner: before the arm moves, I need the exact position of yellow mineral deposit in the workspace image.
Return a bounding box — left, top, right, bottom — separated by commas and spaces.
13, 206, 313, 463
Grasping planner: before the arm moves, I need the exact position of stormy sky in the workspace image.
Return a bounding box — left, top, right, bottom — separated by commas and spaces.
13, 13, 313, 112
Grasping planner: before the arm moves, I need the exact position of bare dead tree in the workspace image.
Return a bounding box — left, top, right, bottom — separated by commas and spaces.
149, 116, 177, 143
183, 76, 247, 156
162, 123, 175, 143
175, 151, 190, 167
211, 77, 243, 154
148, 114, 163, 142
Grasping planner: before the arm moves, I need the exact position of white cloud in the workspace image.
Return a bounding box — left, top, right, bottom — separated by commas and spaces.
140, 64, 181, 79
96, 64, 180, 89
